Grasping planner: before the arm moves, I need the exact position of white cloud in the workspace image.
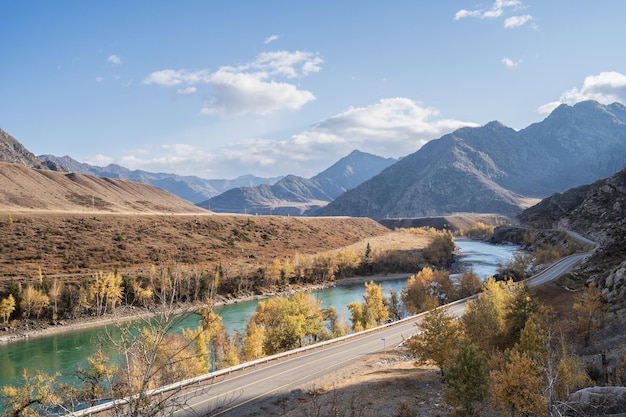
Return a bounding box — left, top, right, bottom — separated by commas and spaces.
455, 0, 533, 28
144, 69, 211, 87
538, 71, 626, 115
264, 34, 279, 44
144, 50, 322, 116
200, 69, 315, 116
113, 98, 478, 178
107, 55, 122, 65
502, 57, 521, 67
176, 86, 197, 95
504, 14, 532, 28
96, 76, 104, 83
85, 154, 114, 166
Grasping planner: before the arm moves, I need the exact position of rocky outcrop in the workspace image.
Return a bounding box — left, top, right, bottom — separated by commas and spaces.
566, 386, 626, 416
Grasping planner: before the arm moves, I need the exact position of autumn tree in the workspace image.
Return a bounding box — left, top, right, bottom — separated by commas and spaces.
247, 291, 326, 355
104, 310, 211, 417
572, 281, 606, 346
515, 309, 591, 413
0, 294, 16, 324
422, 231, 455, 266
503, 283, 537, 348
444, 340, 490, 416
48, 278, 62, 321
20, 284, 49, 319
75, 349, 117, 406
406, 307, 462, 377
242, 321, 266, 361
490, 350, 547, 417
455, 270, 482, 299
401, 267, 440, 315
0, 370, 62, 417
462, 278, 518, 353
348, 281, 389, 331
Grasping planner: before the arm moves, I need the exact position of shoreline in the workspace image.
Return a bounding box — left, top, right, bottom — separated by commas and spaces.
0, 273, 412, 345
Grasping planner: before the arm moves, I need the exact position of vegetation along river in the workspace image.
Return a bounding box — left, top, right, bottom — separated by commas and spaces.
0, 239, 519, 389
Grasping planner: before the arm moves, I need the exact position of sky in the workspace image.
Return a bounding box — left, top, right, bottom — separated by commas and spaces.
2, 1, 626, 180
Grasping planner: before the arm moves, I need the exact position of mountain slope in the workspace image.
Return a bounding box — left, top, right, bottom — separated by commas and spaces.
199, 150, 396, 215
0, 129, 63, 171
0, 162, 208, 213
39, 155, 283, 204
317, 101, 626, 219
518, 166, 626, 357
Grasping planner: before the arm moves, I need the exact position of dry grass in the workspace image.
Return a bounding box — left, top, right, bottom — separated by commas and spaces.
0, 211, 397, 290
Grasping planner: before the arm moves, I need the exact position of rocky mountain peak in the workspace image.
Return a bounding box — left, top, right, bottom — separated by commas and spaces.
0, 129, 50, 169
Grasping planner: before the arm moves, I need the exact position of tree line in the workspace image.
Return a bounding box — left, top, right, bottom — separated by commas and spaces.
0, 230, 455, 325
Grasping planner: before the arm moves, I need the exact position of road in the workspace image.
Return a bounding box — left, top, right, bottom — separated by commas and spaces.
171, 252, 589, 416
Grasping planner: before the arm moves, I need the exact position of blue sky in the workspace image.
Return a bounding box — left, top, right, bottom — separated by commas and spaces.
2, 1, 626, 179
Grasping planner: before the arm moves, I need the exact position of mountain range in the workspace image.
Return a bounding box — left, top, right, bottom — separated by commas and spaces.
316, 101, 626, 219
197, 150, 397, 215
39, 154, 283, 204
3, 100, 626, 219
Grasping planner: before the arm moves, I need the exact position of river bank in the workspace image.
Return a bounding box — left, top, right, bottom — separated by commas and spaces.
0, 272, 411, 345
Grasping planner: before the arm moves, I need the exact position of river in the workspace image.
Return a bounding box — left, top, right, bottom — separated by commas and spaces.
0, 239, 518, 389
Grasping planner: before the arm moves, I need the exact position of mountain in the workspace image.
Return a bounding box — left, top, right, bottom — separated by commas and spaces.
39, 155, 283, 204
198, 150, 397, 215
0, 129, 63, 171
0, 131, 208, 214
316, 101, 626, 219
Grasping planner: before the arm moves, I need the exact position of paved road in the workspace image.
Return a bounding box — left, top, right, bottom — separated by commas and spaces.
173, 252, 589, 416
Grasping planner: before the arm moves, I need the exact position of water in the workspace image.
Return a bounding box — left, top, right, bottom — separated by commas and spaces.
0, 239, 517, 390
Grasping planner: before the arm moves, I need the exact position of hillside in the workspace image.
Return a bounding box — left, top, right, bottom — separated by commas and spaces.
0, 212, 396, 289
318, 101, 626, 219
199, 150, 396, 215
519, 166, 626, 314
0, 162, 207, 214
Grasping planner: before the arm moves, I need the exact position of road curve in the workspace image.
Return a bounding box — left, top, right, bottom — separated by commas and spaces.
173, 252, 589, 416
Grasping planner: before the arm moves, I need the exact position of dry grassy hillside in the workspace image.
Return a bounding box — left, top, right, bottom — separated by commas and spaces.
0, 162, 207, 214
0, 212, 398, 289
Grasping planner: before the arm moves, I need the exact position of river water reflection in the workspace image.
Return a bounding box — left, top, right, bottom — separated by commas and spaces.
0, 239, 518, 389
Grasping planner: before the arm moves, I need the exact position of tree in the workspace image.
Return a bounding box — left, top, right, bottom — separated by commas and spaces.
104, 309, 212, 417
0, 370, 61, 417
490, 350, 547, 417
455, 270, 482, 299
406, 307, 462, 376
444, 341, 490, 416
348, 281, 389, 331
386, 288, 403, 321
401, 267, 439, 315
572, 281, 606, 346
462, 278, 518, 353
503, 283, 537, 348
0, 294, 16, 324
20, 284, 49, 319
75, 349, 117, 406
422, 231, 455, 266
48, 278, 62, 321
248, 291, 326, 355
242, 321, 265, 361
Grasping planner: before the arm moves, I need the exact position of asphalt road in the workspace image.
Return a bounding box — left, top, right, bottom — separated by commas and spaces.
173, 252, 589, 416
